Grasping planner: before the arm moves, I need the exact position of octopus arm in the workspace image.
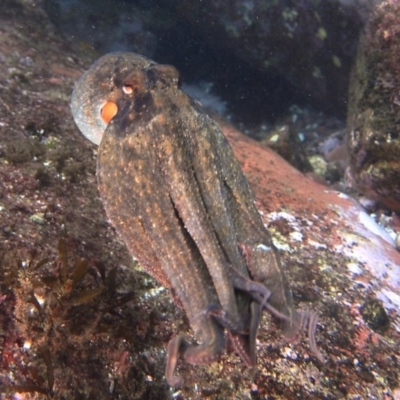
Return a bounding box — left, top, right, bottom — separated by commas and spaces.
152, 118, 246, 332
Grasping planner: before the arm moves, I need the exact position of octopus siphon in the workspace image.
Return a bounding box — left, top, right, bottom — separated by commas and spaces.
71, 52, 323, 387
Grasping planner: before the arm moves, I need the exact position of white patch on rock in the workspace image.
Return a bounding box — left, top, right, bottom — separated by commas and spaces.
289, 231, 303, 242
347, 262, 363, 275
272, 239, 291, 252
357, 209, 394, 246
268, 211, 297, 223
332, 201, 400, 313
257, 244, 272, 251
308, 239, 327, 249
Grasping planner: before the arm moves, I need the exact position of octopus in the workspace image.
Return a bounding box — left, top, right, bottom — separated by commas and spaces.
71, 52, 323, 387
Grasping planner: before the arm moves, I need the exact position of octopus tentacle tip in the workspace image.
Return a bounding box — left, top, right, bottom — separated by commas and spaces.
166, 375, 183, 389
298, 309, 324, 363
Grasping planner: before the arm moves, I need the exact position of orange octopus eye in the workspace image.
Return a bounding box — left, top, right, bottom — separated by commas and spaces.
101, 101, 118, 125
123, 84, 133, 94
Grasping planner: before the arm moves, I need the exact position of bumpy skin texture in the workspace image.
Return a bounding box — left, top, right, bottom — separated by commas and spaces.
71, 52, 321, 387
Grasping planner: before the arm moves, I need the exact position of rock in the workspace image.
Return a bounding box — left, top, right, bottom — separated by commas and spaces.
219, 118, 400, 399
45, 0, 371, 122
347, 1, 400, 211
262, 123, 312, 173
0, 1, 399, 398
166, 0, 370, 116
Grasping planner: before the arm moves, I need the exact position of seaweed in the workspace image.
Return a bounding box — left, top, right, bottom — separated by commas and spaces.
0, 239, 142, 399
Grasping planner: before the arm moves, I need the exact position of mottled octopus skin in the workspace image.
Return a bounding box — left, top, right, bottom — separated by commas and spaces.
71, 52, 322, 387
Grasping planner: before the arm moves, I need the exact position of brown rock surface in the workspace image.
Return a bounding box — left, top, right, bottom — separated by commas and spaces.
44, 0, 369, 118
0, 1, 399, 399
347, 1, 400, 212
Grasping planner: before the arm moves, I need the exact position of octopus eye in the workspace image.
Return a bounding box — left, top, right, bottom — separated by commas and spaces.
122, 84, 134, 94
100, 101, 118, 125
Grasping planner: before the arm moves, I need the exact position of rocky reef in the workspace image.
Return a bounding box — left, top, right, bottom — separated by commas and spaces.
347, 1, 400, 212
0, 0, 399, 399
44, 0, 373, 124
